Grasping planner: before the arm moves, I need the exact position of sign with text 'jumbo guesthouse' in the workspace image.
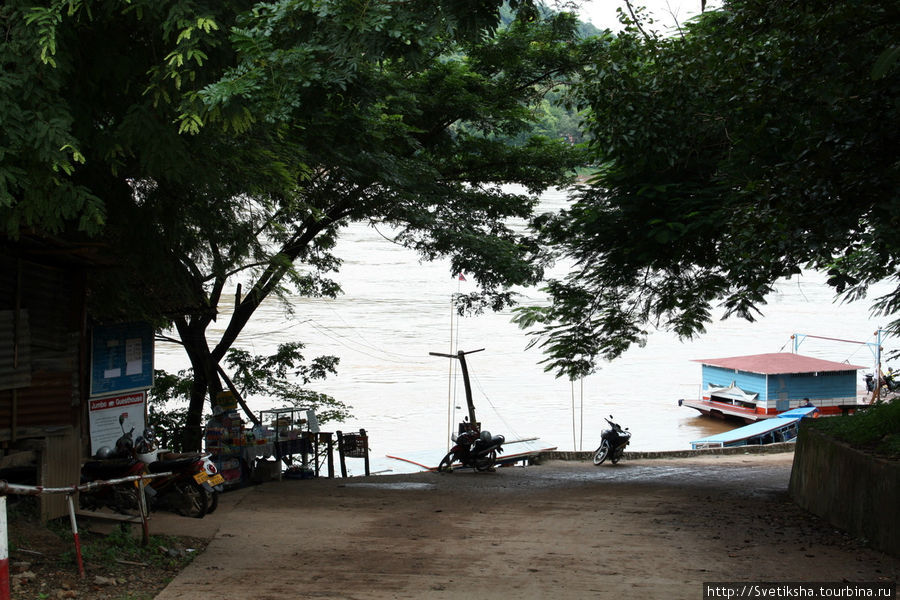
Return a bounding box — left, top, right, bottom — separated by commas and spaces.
88, 322, 154, 454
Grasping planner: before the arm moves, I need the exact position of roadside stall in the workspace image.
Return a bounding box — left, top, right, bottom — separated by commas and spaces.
258, 407, 335, 479
204, 393, 247, 486
204, 400, 337, 485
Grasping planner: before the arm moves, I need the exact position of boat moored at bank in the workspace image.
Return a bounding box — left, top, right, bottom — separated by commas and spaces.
690, 406, 819, 449
680, 352, 868, 422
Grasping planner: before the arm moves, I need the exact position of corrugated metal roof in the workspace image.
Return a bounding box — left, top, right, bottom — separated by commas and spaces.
692, 352, 865, 375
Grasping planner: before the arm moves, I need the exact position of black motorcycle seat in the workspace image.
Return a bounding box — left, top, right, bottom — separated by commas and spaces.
474, 435, 505, 451
148, 457, 200, 472
82, 459, 141, 479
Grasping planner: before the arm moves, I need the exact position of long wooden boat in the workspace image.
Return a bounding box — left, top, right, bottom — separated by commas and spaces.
689, 406, 818, 449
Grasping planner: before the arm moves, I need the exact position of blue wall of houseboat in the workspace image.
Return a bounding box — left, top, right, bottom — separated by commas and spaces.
702, 365, 858, 409
765, 371, 857, 408
702, 366, 767, 398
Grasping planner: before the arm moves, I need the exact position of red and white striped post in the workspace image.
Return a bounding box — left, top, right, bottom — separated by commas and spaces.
1, 495, 10, 600
66, 495, 85, 578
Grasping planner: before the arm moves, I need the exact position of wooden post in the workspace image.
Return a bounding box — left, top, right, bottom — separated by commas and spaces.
336, 431, 347, 478
456, 352, 478, 426
360, 429, 370, 476
429, 348, 484, 431
326, 433, 334, 478
313, 433, 319, 476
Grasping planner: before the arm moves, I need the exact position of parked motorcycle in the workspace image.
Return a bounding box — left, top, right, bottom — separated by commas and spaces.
135, 430, 223, 518
864, 369, 899, 393
79, 417, 147, 513
80, 430, 223, 518
437, 423, 505, 473
592, 415, 631, 465
198, 453, 224, 514
78, 450, 147, 514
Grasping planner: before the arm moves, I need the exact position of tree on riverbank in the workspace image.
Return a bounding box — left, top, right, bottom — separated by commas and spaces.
2, 1, 600, 449
516, 0, 900, 378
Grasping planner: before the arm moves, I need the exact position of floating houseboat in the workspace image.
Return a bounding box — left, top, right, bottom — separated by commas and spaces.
690, 406, 818, 449
680, 352, 866, 422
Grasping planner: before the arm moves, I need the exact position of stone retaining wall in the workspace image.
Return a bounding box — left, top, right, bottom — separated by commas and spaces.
789, 426, 899, 558
540, 442, 796, 463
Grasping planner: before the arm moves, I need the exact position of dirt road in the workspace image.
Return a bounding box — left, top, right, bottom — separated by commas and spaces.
153, 454, 898, 600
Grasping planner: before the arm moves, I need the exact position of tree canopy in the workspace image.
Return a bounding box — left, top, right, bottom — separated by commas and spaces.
2, 0, 601, 448
517, 0, 900, 378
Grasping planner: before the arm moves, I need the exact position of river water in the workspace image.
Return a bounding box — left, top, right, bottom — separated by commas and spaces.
155, 187, 893, 473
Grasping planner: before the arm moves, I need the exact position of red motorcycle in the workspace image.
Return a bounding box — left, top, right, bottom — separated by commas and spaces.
437, 425, 505, 472
430, 349, 505, 473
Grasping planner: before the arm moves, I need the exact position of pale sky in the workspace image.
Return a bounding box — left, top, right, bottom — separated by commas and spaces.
570, 0, 718, 33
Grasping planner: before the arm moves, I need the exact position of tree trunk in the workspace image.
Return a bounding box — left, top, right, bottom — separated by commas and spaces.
175, 316, 222, 451
173, 219, 334, 450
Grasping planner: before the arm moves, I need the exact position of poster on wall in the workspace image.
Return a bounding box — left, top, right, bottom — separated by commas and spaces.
88, 392, 146, 455
90, 322, 154, 397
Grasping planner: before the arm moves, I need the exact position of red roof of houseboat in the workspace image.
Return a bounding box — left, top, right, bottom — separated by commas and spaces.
692, 352, 865, 375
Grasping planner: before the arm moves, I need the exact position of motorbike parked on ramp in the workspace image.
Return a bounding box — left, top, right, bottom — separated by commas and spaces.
592, 415, 631, 465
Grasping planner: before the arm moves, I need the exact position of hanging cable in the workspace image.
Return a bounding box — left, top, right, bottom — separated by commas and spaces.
304, 320, 424, 363
318, 299, 424, 359
446, 296, 455, 450
469, 370, 524, 440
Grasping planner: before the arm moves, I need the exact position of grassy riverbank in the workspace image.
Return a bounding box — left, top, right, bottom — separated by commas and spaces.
808, 399, 900, 458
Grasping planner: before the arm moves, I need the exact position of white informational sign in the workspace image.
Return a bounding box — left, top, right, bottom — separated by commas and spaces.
88, 392, 146, 455
306, 410, 320, 433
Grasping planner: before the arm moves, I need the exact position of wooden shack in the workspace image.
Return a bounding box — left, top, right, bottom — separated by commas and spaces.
0, 236, 101, 520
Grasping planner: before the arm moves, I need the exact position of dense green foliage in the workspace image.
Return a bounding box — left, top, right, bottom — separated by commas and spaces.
1, 1, 600, 449
517, 0, 900, 378
147, 370, 193, 453
225, 342, 350, 424
809, 400, 900, 458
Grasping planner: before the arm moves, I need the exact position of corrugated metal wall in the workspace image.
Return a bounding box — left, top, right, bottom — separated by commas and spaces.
0, 309, 32, 390
1, 252, 87, 520
0, 255, 83, 433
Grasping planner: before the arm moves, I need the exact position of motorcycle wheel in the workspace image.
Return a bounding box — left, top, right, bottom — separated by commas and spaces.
611, 451, 622, 465
474, 450, 497, 472
437, 452, 455, 473
170, 480, 209, 518
78, 484, 140, 514
204, 488, 219, 515
592, 440, 610, 465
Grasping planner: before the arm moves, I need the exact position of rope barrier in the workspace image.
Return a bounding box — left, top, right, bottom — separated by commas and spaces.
0, 471, 172, 597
